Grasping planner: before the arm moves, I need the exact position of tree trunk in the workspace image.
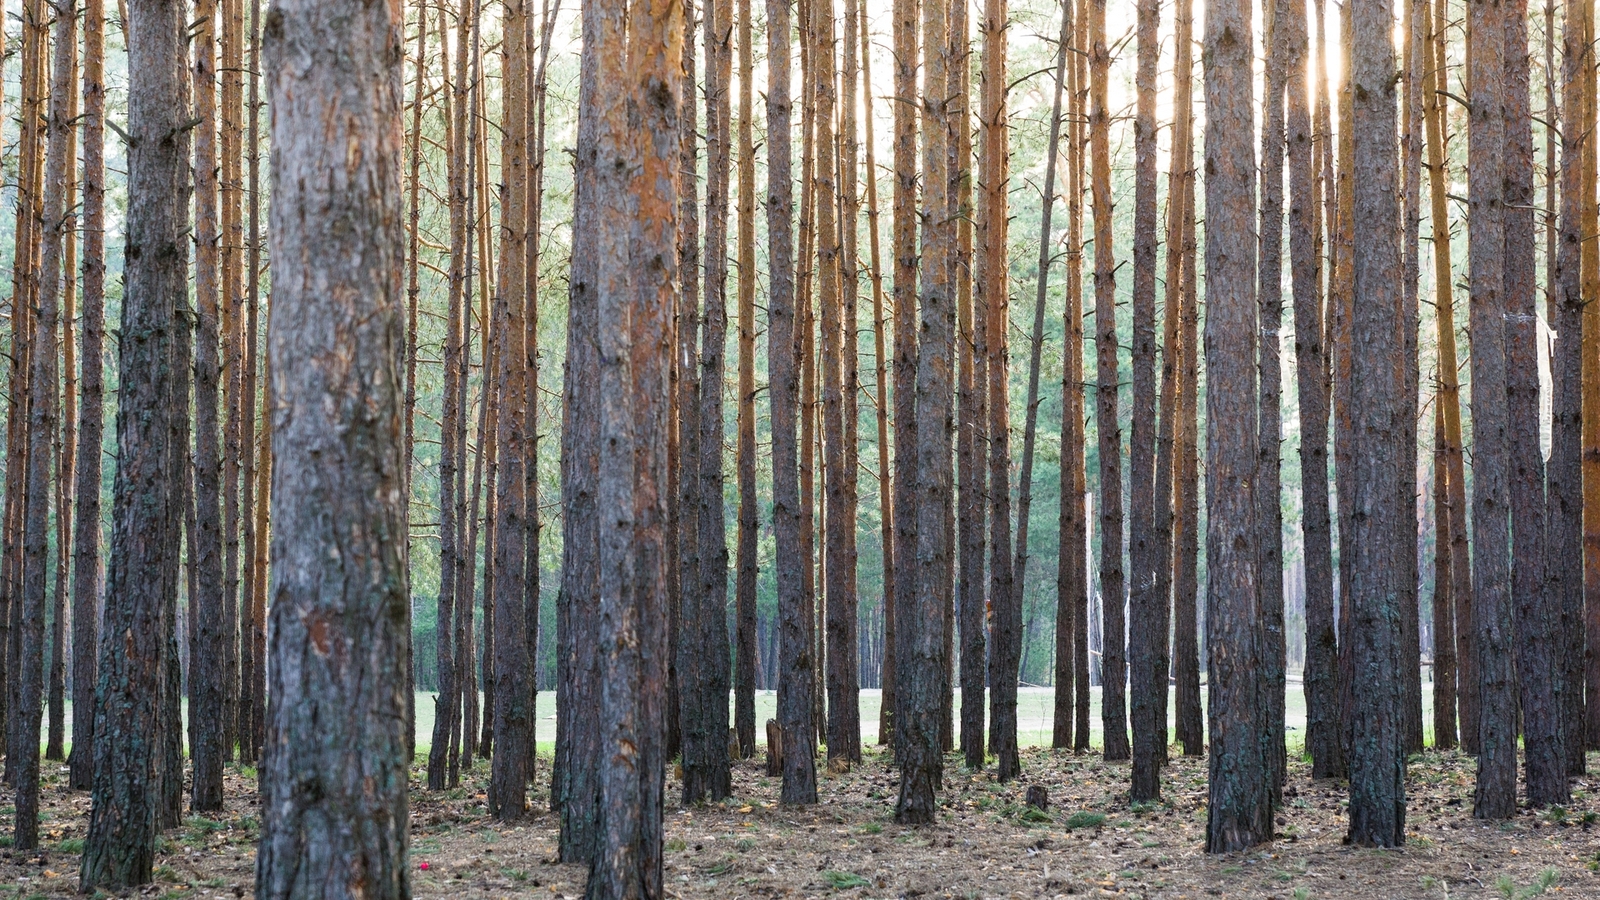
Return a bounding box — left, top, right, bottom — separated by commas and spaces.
1552, 0, 1588, 772
1203, 0, 1271, 852
586, 0, 680, 890
47, 30, 79, 766
70, 0, 108, 793
977, 0, 1018, 783
1088, 0, 1127, 762
1287, 0, 1339, 777
956, 35, 988, 772
734, 0, 761, 761
489, 0, 532, 820
687, 0, 734, 795
1127, 0, 1162, 801
768, 0, 818, 805
1467, 0, 1517, 820
1583, 0, 1600, 756
898, 0, 953, 822
1051, 0, 1080, 754
1168, 0, 1202, 759
79, 0, 189, 887
1425, 0, 1471, 755
1346, 0, 1407, 844
1071, 0, 1092, 752
1504, 0, 1566, 807
190, 0, 227, 811
889, 0, 920, 757
1033, 0, 1070, 757
1255, 0, 1287, 803
255, 3, 411, 892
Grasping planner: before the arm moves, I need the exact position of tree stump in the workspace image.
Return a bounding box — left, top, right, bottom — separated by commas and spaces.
765, 719, 784, 776
1025, 785, 1049, 811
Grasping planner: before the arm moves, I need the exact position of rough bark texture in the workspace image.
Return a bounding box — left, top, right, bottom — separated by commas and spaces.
1202, 0, 1270, 852
1255, 0, 1287, 804
1552, 0, 1589, 772
768, 0, 818, 805
1127, 0, 1162, 801
1504, 0, 1566, 807
1345, 0, 1407, 845
490, 0, 533, 820
899, 0, 953, 822
1287, 0, 1337, 778
1050, 0, 1079, 754
1467, 0, 1517, 821
980, 0, 1018, 782
1168, 0, 1202, 759
79, 0, 189, 887
1399, 0, 1424, 760
686, 0, 735, 796
254, 3, 412, 895
1088, 0, 1127, 763
70, 0, 108, 793
557, 0, 606, 858
1423, 0, 1462, 753
889, 0, 920, 757
734, 0, 760, 761
191, 0, 227, 813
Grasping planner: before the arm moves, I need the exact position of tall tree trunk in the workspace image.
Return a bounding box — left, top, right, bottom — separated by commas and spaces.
47, 35, 79, 766
557, 0, 606, 857
889, 0, 920, 756
1127, 0, 1162, 801
838, 0, 862, 765
1203, 0, 1270, 852
586, 0, 681, 891
1051, 0, 1081, 753
70, 0, 109, 792
1467, 0, 1517, 820
1255, 0, 1287, 803
768, 0, 819, 805
17, 0, 72, 848
1583, 0, 1600, 755
1035, 0, 1071, 756
1287, 0, 1339, 776
221, 0, 246, 765
79, 0, 189, 886
489, 0, 533, 820
734, 0, 761, 760
190, 0, 227, 811
1167, 0, 1202, 759
687, 0, 735, 795
402, 0, 429, 765
255, 2, 411, 892
244, 0, 267, 766
671, 0, 701, 770
1088, 0, 1127, 762
1399, 0, 1425, 759
1346, 0, 1407, 844
1423, 0, 1464, 753
980, 0, 1019, 783
1552, 0, 1588, 772
899, 0, 953, 822
943, 0, 970, 756
1504, 0, 1566, 807
1070, 0, 1092, 751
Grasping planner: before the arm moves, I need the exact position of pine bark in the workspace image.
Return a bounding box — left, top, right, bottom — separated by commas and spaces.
557, 0, 606, 858
734, 0, 760, 760
1287, 0, 1338, 776
1088, 0, 1127, 762
254, 2, 411, 892
686, 0, 735, 795
586, 0, 680, 888
768, 0, 818, 805
1203, 0, 1271, 852
79, 0, 190, 887
489, 0, 533, 819
1166, 0, 1202, 759
1504, 0, 1566, 806
889, 0, 920, 756
1346, 0, 1407, 844
1467, 0, 1517, 820
1584, 0, 1600, 756
1127, 0, 1162, 800
899, 0, 954, 822
980, 0, 1019, 784
70, 0, 108, 793
1255, 0, 1287, 803
1051, 0, 1081, 753
1425, 0, 1470, 753
1552, 0, 1589, 770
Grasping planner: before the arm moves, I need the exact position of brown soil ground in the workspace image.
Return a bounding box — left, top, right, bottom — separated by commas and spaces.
2, 748, 1597, 898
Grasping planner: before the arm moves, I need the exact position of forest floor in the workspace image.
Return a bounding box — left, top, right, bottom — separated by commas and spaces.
1, 745, 1597, 899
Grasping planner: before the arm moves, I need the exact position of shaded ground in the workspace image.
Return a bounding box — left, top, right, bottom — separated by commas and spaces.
1, 745, 1595, 898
